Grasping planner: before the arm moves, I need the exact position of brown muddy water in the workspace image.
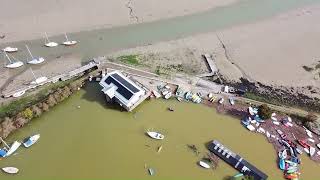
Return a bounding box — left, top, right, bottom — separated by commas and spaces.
0, 83, 319, 179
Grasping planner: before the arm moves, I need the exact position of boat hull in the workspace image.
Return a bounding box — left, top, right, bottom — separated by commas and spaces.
27, 57, 45, 64
146, 132, 164, 140
23, 134, 40, 148
2, 167, 19, 174
5, 61, 24, 69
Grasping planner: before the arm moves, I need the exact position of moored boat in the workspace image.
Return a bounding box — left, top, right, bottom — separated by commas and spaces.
199, 161, 210, 169
246, 124, 255, 131
279, 158, 285, 170
316, 143, 320, 149
146, 131, 164, 140
44, 32, 58, 47
164, 92, 172, 99
23, 134, 40, 148
218, 98, 224, 104
30, 76, 48, 85
148, 168, 155, 176
12, 90, 26, 98
62, 33, 78, 46
297, 139, 310, 149
2, 47, 18, 53
229, 97, 235, 105
4, 141, 21, 157
2, 167, 19, 174
309, 146, 316, 157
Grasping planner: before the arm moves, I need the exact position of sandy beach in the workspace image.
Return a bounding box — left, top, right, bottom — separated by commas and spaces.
0, 0, 237, 43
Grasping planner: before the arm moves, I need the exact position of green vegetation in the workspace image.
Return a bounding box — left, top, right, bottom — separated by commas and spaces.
0, 77, 78, 120
258, 104, 272, 120
244, 92, 280, 106
118, 54, 141, 65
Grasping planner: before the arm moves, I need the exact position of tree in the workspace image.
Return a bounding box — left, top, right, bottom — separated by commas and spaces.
258, 104, 272, 120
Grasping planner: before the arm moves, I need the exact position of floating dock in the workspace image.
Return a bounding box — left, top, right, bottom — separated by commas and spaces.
208, 140, 268, 180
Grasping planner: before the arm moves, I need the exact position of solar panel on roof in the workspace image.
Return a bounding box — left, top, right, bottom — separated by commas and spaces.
111, 73, 139, 93
105, 76, 133, 100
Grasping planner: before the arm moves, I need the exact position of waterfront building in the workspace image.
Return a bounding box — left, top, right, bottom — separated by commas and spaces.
99, 71, 146, 111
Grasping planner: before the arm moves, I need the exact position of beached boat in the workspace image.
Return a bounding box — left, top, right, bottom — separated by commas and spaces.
307, 138, 315, 143
167, 107, 174, 112
246, 124, 255, 131
164, 92, 172, 99
304, 148, 310, 154
148, 168, 155, 176
25, 45, 45, 64
285, 173, 299, 179
152, 90, 161, 99
316, 143, 320, 149
309, 146, 316, 157
295, 148, 303, 155
248, 107, 254, 115
279, 158, 285, 170
23, 134, 40, 148
218, 98, 224, 104
276, 129, 283, 135
3, 52, 24, 69
2, 46, 18, 53
185, 91, 193, 100
278, 149, 287, 159
2, 167, 19, 174
4, 141, 21, 157
198, 161, 210, 169
304, 127, 313, 138
272, 121, 280, 125
12, 90, 26, 98
44, 32, 58, 47
229, 98, 235, 105
162, 90, 169, 96
29, 68, 48, 85
266, 131, 271, 138
146, 131, 164, 140
297, 140, 310, 149
177, 97, 183, 102
62, 33, 77, 46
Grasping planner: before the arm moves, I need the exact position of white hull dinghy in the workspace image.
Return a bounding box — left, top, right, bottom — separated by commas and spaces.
218, 98, 224, 104
4, 141, 21, 157
199, 161, 210, 169
12, 90, 26, 98
2, 167, 19, 174
44, 32, 58, 47
25, 45, 45, 65
62, 33, 77, 46
146, 131, 164, 140
4, 52, 24, 69
310, 146, 316, 157
23, 134, 40, 148
164, 92, 172, 99
30, 76, 48, 85
2, 47, 18, 53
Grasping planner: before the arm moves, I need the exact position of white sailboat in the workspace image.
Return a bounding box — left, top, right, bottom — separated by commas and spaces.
44, 32, 58, 47
26, 45, 45, 64
12, 90, 26, 98
23, 134, 40, 148
29, 68, 48, 85
3, 141, 21, 157
62, 33, 77, 46
2, 46, 18, 53
3, 52, 24, 68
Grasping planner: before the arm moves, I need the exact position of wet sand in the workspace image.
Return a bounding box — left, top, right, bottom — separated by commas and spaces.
109, 3, 320, 95
0, 0, 237, 43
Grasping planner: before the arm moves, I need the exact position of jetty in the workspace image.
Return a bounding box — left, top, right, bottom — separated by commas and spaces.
208, 140, 268, 180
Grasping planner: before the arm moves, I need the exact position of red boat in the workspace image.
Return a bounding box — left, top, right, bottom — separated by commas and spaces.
297, 139, 310, 148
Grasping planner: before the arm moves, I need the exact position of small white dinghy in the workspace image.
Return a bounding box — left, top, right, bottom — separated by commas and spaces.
12, 90, 26, 98
23, 134, 40, 148
30, 76, 48, 85
62, 33, 77, 46
2, 47, 18, 53
44, 32, 58, 47
146, 131, 164, 140
4, 141, 21, 157
310, 146, 316, 157
218, 98, 224, 104
2, 167, 19, 174
164, 92, 172, 99
199, 161, 210, 169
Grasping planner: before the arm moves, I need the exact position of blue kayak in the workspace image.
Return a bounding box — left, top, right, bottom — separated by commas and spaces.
279, 158, 285, 170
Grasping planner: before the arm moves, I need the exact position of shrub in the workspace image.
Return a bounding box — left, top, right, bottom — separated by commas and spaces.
258, 104, 272, 120
31, 105, 42, 117
22, 108, 33, 120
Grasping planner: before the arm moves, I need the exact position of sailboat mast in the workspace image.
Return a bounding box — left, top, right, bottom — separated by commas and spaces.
25, 45, 34, 59
0, 137, 10, 149
65, 33, 69, 41
30, 68, 37, 80
4, 52, 12, 63
45, 32, 50, 43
